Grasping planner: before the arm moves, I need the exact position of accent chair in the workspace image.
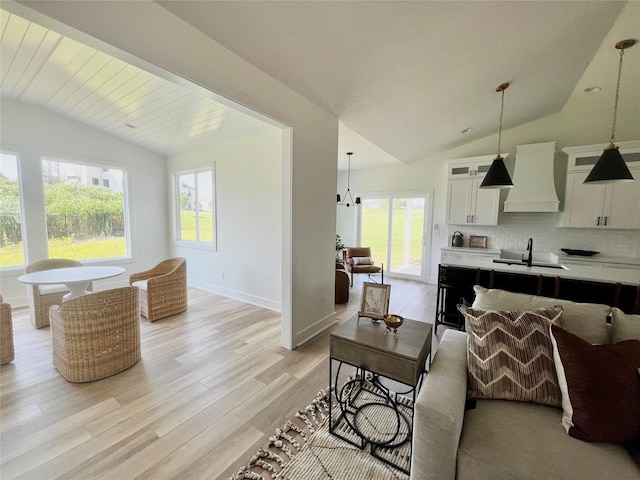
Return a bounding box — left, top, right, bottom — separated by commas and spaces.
50, 286, 141, 382
1, 294, 15, 365
344, 247, 383, 287
129, 257, 187, 322
24, 258, 91, 328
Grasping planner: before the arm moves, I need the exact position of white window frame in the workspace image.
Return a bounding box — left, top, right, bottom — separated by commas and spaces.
41, 156, 131, 262
0, 151, 26, 269
173, 166, 217, 251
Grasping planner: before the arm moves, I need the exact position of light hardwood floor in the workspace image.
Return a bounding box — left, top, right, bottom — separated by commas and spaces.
1, 277, 439, 480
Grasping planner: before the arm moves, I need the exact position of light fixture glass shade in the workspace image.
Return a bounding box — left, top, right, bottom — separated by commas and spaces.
584, 145, 634, 184
480, 155, 513, 189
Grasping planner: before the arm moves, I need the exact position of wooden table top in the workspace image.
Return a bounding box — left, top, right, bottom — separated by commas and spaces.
331, 316, 432, 362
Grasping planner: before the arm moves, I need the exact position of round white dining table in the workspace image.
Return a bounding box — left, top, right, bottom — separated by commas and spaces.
18, 266, 125, 299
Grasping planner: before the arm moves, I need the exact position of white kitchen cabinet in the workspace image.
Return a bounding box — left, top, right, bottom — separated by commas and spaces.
446, 155, 503, 225
562, 141, 640, 229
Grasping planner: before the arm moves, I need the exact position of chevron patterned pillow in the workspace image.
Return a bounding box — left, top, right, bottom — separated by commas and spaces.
459, 305, 564, 407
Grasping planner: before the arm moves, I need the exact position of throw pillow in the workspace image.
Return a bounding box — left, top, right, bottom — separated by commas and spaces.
459, 305, 564, 407
550, 324, 640, 443
611, 307, 640, 343
353, 256, 373, 266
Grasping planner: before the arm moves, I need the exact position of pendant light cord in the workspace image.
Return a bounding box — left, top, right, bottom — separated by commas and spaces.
497, 88, 505, 156
610, 48, 625, 145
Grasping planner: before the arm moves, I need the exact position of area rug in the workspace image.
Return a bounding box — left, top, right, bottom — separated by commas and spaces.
229, 382, 411, 480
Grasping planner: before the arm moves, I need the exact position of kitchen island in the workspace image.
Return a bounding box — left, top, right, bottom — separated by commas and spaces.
436, 258, 640, 330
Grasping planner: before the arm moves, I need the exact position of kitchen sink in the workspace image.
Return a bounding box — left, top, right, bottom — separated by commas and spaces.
499, 249, 561, 264
492, 258, 568, 270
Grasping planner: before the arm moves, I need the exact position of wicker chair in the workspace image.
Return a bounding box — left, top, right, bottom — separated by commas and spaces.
24, 259, 92, 328
1, 295, 15, 365
129, 257, 187, 322
50, 286, 141, 382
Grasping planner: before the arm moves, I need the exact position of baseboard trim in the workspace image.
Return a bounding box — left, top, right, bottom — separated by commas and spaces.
188, 279, 281, 312
295, 313, 336, 348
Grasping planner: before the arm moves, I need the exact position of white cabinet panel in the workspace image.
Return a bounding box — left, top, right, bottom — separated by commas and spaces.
562, 169, 640, 229
562, 141, 640, 229
446, 177, 498, 225
602, 172, 640, 228
472, 178, 500, 225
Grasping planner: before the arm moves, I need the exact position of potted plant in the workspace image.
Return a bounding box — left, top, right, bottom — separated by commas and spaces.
336, 234, 345, 261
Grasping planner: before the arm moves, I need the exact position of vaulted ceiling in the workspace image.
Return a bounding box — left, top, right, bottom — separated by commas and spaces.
0, 7, 278, 157
2, 1, 636, 171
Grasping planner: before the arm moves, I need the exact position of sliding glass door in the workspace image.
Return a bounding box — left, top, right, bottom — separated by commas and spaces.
360, 195, 430, 281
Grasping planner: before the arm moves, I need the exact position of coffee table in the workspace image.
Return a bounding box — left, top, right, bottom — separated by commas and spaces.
18, 266, 125, 299
329, 316, 432, 474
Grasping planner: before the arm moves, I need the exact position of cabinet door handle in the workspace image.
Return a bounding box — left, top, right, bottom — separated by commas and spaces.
596, 216, 601, 226
471, 215, 475, 223
604, 216, 608, 226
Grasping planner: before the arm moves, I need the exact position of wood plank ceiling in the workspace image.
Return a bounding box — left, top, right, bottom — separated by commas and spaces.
0, 9, 277, 157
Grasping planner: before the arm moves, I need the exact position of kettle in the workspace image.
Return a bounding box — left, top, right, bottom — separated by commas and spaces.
452, 231, 464, 247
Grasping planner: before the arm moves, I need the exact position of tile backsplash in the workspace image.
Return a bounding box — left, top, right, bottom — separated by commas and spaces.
446, 212, 640, 258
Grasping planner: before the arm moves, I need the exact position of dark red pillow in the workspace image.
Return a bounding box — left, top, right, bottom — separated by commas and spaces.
550, 325, 640, 443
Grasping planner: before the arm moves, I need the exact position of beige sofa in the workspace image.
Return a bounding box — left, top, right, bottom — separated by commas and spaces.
411, 286, 640, 480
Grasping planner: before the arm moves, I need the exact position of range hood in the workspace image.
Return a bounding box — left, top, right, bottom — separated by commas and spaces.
504, 141, 560, 212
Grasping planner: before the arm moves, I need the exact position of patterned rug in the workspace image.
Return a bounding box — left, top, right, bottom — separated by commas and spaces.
229, 382, 411, 480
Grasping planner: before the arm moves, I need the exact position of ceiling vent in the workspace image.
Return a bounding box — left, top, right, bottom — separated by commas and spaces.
504, 141, 560, 212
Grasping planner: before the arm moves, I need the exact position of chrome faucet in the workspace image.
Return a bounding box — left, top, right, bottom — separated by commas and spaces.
524, 238, 533, 267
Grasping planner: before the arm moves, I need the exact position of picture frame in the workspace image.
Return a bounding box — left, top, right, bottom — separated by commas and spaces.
469, 235, 488, 248
358, 282, 391, 320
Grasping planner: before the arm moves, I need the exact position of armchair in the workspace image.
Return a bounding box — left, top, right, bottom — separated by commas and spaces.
50, 286, 141, 382
1, 294, 14, 365
24, 258, 90, 328
344, 247, 383, 287
129, 257, 187, 322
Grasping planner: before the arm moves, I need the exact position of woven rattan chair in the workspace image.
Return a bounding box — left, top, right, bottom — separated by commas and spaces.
24, 258, 92, 328
129, 257, 187, 322
50, 286, 141, 382
1, 295, 15, 365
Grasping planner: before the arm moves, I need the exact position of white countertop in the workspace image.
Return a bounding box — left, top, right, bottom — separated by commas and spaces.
441, 246, 640, 266
440, 256, 640, 286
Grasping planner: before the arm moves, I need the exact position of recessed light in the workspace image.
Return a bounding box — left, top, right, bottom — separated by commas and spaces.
125, 122, 137, 129
461, 127, 473, 134
584, 86, 602, 93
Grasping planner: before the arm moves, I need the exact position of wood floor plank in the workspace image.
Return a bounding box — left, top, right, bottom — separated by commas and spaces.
0, 278, 437, 479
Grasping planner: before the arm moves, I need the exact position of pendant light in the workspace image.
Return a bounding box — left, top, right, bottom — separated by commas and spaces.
480, 82, 514, 189
337, 152, 361, 207
584, 39, 636, 184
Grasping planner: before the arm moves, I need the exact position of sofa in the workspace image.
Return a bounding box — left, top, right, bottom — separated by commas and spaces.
411, 285, 640, 480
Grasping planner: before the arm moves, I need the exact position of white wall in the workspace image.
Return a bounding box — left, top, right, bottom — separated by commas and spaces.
0, 98, 169, 306
167, 131, 282, 310
18, 0, 340, 349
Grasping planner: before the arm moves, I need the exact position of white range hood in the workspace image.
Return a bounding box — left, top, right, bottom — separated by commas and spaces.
504, 141, 560, 212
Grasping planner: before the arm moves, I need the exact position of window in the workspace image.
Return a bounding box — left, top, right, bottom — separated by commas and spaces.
42, 158, 128, 261
360, 195, 429, 280
176, 169, 215, 246
103, 179, 109, 188
0, 153, 25, 268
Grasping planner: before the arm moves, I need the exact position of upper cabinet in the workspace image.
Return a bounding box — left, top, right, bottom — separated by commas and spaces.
562, 141, 640, 229
445, 155, 504, 225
